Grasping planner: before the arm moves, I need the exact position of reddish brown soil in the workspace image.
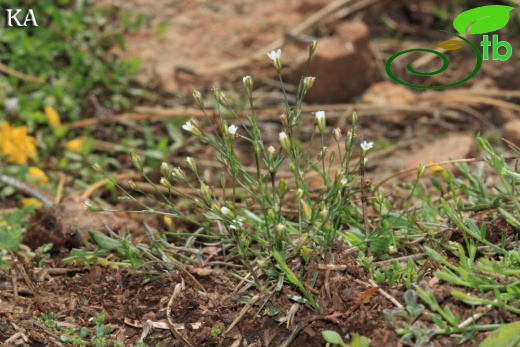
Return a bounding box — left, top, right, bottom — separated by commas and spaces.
2, 0, 520, 346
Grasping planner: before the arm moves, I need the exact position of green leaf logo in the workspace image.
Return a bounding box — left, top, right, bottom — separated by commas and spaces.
453, 5, 514, 35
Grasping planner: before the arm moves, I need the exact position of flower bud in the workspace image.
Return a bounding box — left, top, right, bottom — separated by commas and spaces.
130, 149, 143, 172
214, 88, 230, 107
193, 90, 204, 110
267, 146, 276, 164
84, 200, 104, 212
92, 163, 104, 174
417, 164, 426, 179
277, 178, 287, 199
172, 167, 188, 183
300, 245, 312, 263
302, 201, 312, 220
320, 208, 329, 221
309, 40, 318, 57
315, 110, 326, 134
294, 188, 304, 202
280, 113, 289, 128
160, 177, 174, 190
128, 180, 139, 191
199, 181, 212, 205
351, 112, 358, 127
160, 162, 170, 178
186, 157, 197, 174
243, 75, 253, 96
333, 128, 341, 141
279, 131, 290, 153
303, 76, 315, 90
221, 206, 233, 218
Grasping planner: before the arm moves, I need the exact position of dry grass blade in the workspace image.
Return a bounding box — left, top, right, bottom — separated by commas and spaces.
166, 282, 193, 347
224, 294, 260, 334
503, 138, 520, 155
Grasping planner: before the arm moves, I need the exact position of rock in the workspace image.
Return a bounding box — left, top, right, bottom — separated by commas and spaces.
289, 21, 375, 103
503, 120, 520, 147
400, 133, 476, 177
361, 81, 415, 123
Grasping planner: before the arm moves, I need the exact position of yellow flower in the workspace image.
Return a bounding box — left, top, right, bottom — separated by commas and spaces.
64, 137, 84, 152
45, 105, 62, 128
164, 216, 173, 229
22, 197, 43, 208
429, 162, 445, 173
27, 167, 48, 185
0, 122, 38, 164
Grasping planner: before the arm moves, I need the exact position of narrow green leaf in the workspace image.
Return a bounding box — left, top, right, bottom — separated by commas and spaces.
89, 231, 124, 250
498, 208, 520, 229
453, 5, 515, 35
424, 246, 444, 263
273, 251, 318, 311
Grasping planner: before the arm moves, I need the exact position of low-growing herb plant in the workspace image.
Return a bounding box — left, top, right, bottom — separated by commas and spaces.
89, 41, 380, 312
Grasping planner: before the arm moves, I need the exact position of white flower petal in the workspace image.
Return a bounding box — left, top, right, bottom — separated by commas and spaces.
182, 121, 194, 132
228, 125, 237, 135
315, 110, 325, 120
361, 141, 374, 151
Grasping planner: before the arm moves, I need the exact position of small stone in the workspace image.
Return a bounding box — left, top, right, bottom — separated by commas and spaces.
289, 21, 375, 103
400, 133, 476, 177
503, 120, 520, 147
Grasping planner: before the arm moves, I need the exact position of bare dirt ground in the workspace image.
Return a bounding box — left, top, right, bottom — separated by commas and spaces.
2, 0, 520, 346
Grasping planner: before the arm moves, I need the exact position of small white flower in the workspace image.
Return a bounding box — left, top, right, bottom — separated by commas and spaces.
279, 132, 287, 141
5, 97, 18, 112
182, 121, 194, 132
360, 141, 374, 151
228, 125, 237, 135
340, 178, 348, 187
315, 111, 325, 120
243, 76, 251, 84
230, 218, 243, 230
221, 206, 231, 216
267, 49, 281, 60
268, 146, 276, 154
